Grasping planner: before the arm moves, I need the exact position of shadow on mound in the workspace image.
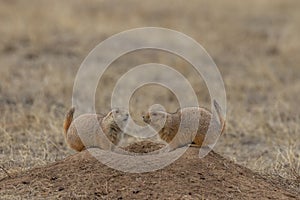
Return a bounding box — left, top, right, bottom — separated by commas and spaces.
0, 142, 298, 199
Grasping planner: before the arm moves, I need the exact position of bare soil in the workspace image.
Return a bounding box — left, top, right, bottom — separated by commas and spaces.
0, 142, 299, 199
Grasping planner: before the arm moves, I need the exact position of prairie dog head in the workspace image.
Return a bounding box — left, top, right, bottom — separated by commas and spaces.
143, 110, 168, 131
103, 108, 129, 132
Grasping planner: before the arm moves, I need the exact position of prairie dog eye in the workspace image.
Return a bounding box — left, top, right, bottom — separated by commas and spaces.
115, 109, 119, 114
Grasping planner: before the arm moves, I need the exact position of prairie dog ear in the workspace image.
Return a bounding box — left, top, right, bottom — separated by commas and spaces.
105, 110, 114, 119
106, 108, 123, 119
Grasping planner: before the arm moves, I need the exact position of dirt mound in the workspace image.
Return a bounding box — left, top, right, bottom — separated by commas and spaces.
0, 142, 298, 199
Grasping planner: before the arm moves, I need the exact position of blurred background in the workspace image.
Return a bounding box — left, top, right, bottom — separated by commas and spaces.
0, 0, 299, 181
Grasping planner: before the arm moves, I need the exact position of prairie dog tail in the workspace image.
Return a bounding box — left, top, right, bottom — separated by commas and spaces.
213, 100, 226, 134
63, 107, 75, 136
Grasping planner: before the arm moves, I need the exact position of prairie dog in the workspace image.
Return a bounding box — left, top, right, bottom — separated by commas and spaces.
63, 108, 129, 151
143, 100, 225, 150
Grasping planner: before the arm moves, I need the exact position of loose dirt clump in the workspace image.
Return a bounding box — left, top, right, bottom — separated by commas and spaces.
122, 141, 166, 153
0, 142, 298, 199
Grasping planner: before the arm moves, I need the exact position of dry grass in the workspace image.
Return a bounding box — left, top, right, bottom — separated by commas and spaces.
0, 0, 299, 187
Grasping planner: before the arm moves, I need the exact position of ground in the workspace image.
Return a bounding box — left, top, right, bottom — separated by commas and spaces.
0, 0, 299, 199
0, 142, 298, 199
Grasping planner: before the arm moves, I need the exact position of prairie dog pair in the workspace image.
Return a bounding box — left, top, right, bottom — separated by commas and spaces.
63, 108, 129, 152
143, 100, 226, 150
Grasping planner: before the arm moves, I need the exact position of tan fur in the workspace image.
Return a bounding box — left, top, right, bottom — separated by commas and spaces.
63, 108, 129, 151
143, 100, 225, 150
